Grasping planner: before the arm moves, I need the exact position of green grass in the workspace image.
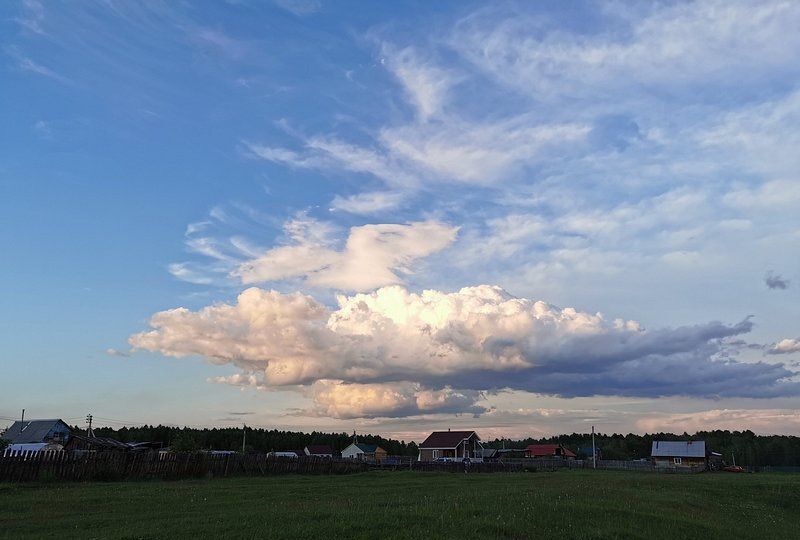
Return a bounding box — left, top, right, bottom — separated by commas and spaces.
1, 470, 798, 539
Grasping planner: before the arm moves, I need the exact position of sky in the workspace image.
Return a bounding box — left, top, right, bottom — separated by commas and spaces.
1, 0, 799, 442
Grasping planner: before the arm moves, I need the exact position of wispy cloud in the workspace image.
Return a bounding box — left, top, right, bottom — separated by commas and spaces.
232, 218, 458, 291
273, 0, 321, 17
7, 48, 70, 84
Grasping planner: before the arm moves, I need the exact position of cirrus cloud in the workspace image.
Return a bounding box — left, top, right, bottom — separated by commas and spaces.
232, 219, 458, 291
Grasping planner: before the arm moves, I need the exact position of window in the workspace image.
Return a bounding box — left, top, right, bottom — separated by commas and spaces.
674, 457, 682, 465
432, 450, 439, 459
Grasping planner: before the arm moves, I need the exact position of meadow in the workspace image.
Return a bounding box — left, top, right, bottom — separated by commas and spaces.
1, 470, 798, 539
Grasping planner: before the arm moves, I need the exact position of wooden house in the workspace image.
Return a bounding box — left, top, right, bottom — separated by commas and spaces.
417, 430, 482, 461
1, 419, 72, 446
341, 442, 387, 463
650, 440, 707, 469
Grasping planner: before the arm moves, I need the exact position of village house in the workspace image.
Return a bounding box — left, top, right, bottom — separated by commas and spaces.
524, 444, 577, 459
1, 419, 72, 453
417, 430, 482, 461
341, 434, 388, 462
304, 445, 333, 458
341, 442, 387, 462
650, 440, 708, 470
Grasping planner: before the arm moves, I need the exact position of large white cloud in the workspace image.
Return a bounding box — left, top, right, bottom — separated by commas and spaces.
130, 285, 799, 418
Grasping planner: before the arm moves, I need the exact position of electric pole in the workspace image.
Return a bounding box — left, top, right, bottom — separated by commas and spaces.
21, 409, 25, 423
242, 423, 246, 453
592, 425, 596, 469
86, 414, 94, 438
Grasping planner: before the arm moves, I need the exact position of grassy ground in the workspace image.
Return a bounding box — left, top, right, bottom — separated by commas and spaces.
1, 470, 798, 539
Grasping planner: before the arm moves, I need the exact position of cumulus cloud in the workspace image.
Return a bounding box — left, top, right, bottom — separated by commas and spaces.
768, 339, 800, 355
232, 220, 457, 291
130, 285, 799, 418
306, 381, 485, 419
764, 271, 790, 290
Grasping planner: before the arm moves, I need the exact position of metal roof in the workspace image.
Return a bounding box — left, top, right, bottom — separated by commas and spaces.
651, 440, 706, 458
355, 443, 379, 453
1, 419, 70, 444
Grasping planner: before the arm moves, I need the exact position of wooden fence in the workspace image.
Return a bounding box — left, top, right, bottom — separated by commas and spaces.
1, 451, 712, 482
408, 461, 523, 473
0, 451, 369, 482
494, 458, 704, 473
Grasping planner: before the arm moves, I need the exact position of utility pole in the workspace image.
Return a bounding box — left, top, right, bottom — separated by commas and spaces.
86, 414, 94, 438
20, 409, 25, 423
242, 423, 246, 453
591, 425, 596, 470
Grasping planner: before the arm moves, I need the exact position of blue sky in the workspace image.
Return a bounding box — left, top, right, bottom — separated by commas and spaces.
1, 0, 799, 440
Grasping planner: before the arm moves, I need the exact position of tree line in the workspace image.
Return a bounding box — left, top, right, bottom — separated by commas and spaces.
485, 430, 800, 466
5, 425, 798, 466
86, 425, 420, 456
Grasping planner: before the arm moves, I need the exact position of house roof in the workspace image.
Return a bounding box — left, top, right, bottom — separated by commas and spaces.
1, 419, 70, 444
305, 445, 333, 455
651, 440, 706, 458
419, 431, 479, 449
355, 443, 379, 453
524, 444, 577, 458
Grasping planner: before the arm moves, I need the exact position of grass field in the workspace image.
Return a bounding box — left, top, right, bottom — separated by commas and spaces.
1, 470, 798, 539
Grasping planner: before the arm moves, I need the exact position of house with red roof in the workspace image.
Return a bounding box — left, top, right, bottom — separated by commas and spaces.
417, 430, 482, 462
524, 444, 577, 459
